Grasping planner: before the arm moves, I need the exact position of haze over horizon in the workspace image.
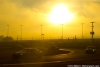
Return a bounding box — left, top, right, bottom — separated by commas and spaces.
0, 0, 100, 39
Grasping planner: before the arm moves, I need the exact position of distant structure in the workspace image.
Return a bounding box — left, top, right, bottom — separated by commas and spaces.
90, 22, 95, 42
61, 24, 64, 39
40, 25, 43, 40
68, 38, 69, 42
42, 34, 44, 40
17, 36, 18, 41
7, 25, 9, 37
20, 25, 23, 40
81, 23, 85, 39
75, 35, 77, 42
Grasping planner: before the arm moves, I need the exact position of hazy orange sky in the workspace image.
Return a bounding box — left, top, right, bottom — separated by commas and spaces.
0, 0, 100, 39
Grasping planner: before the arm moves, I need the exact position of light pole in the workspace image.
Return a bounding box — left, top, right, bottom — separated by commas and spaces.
40, 25, 43, 40
20, 25, 23, 40
17, 36, 18, 41
7, 25, 9, 37
42, 34, 44, 40
81, 23, 84, 39
90, 22, 95, 42
61, 24, 64, 39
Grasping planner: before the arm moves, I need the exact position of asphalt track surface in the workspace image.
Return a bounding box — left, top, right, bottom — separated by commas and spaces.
0, 48, 100, 66
0, 49, 72, 63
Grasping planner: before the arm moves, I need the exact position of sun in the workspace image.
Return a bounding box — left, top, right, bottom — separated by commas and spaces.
48, 4, 74, 25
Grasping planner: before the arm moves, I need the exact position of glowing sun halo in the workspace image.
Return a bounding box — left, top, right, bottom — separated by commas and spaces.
49, 4, 74, 25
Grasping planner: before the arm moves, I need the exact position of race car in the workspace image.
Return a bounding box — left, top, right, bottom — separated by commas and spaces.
12, 48, 43, 59
85, 46, 97, 54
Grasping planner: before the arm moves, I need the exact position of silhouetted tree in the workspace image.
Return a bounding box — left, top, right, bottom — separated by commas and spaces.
2, 36, 13, 42
0, 35, 4, 41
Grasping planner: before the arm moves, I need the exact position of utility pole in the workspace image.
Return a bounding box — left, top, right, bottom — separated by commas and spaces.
40, 25, 43, 40
20, 25, 23, 40
81, 23, 84, 39
90, 22, 95, 43
7, 25, 9, 37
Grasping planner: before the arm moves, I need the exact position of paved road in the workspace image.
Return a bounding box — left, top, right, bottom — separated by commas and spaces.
0, 48, 100, 64
0, 49, 100, 67
43, 48, 100, 62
